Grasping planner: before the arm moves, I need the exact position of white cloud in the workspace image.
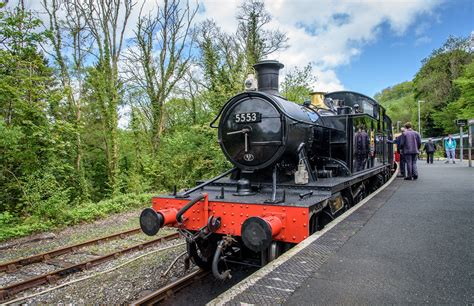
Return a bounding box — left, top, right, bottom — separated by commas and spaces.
192, 0, 444, 92
415, 21, 430, 36
414, 35, 432, 46
197, 0, 240, 33
310, 68, 344, 92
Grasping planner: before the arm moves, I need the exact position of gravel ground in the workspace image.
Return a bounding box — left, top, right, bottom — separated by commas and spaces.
10, 241, 190, 304
161, 265, 256, 306
0, 209, 146, 262
1, 208, 194, 304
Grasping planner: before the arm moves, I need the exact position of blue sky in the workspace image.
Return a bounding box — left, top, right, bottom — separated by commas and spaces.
336, 0, 474, 97
196, 0, 473, 97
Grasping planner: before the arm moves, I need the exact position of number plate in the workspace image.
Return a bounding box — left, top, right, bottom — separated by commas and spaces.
234, 112, 261, 123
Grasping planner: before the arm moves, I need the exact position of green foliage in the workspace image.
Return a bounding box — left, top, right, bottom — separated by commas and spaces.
21, 171, 71, 222
375, 81, 415, 131
236, 0, 288, 71
197, 21, 246, 114
376, 36, 473, 137
152, 125, 230, 191
281, 63, 317, 103
0, 216, 53, 242
0, 6, 46, 53
0, 6, 69, 216
414, 36, 472, 135
65, 193, 152, 225
452, 59, 474, 120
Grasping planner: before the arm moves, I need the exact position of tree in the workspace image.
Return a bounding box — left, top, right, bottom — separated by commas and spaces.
451, 59, 474, 120
74, 0, 134, 195
42, 0, 92, 199
0, 4, 68, 214
197, 20, 246, 113
375, 81, 415, 131
414, 36, 472, 135
124, 0, 198, 154
196, 1, 288, 114
236, 0, 288, 71
280, 63, 317, 103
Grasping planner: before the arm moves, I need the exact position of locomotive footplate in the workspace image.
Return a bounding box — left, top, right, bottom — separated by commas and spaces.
147, 164, 390, 245
194, 164, 389, 195
150, 187, 327, 244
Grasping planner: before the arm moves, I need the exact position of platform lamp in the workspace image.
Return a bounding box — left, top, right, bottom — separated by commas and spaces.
418, 100, 425, 137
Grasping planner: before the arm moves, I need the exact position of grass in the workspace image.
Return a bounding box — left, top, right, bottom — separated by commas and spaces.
0, 193, 154, 242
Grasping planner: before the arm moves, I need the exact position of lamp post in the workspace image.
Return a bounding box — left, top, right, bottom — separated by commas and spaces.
418, 100, 425, 137
396, 121, 402, 133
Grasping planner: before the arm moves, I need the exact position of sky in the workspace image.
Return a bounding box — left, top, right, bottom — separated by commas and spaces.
10, 0, 474, 98
197, 0, 474, 97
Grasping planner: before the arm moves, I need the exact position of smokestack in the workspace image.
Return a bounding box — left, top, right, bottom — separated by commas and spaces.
253, 60, 284, 95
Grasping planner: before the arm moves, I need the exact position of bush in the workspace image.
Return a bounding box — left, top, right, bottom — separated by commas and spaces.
152, 124, 230, 191
0, 193, 153, 241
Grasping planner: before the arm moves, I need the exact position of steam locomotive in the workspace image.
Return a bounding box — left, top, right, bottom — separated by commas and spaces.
140, 60, 394, 279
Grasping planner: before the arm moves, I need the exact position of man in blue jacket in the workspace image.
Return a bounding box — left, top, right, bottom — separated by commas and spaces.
400, 122, 421, 180
444, 134, 457, 164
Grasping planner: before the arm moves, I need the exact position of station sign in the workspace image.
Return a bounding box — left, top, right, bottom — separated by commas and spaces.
455, 119, 468, 126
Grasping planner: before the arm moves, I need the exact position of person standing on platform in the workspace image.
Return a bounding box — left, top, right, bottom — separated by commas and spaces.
395, 127, 407, 177
400, 122, 421, 180
423, 138, 436, 164
444, 134, 456, 164
354, 125, 369, 172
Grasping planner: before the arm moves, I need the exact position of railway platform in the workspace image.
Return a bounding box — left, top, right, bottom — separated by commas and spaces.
211, 161, 473, 304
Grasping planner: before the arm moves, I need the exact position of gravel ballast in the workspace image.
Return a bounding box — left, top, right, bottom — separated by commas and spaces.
1, 209, 195, 304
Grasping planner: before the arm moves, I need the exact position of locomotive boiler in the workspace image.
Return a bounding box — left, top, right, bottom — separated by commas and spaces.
140, 60, 394, 279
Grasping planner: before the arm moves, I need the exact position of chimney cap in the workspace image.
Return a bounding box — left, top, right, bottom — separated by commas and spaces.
253, 60, 284, 95
253, 60, 284, 70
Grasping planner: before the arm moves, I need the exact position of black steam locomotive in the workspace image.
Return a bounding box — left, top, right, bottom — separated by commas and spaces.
140, 60, 394, 279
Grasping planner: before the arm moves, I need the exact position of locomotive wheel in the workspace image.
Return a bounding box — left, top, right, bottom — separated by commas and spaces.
187, 234, 220, 270
356, 184, 366, 203
269, 241, 283, 262
343, 196, 351, 212
370, 174, 384, 192
309, 213, 323, 234
261, 241, 287, 265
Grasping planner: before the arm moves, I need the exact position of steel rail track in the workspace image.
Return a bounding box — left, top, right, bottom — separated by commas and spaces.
0, 232, 180, 302
0, 227, 143, 273
131, 269, 210, 306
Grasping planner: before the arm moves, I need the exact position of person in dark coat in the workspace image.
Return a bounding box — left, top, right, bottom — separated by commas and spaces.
400, 122, 421, 180
423, 138, 436, 164
354, 125, 369, 172
395, 127, 407, 177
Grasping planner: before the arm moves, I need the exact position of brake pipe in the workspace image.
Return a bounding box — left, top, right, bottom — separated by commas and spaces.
212, 240, 232, 280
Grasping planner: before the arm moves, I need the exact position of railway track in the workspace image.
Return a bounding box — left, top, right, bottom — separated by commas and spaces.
0, 230, 180, 302
131, 269, 210, 306
0, 227, 142, 273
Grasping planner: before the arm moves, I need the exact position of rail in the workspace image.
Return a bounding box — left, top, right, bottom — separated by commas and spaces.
0, 232, 180, 302
0, 227, 142, 273
131, 269, 209, 305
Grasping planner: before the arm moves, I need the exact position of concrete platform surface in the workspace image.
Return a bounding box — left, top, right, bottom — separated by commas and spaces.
212, 161, 473, 305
